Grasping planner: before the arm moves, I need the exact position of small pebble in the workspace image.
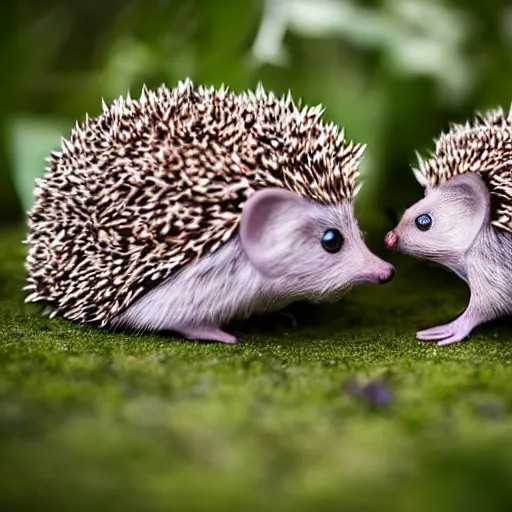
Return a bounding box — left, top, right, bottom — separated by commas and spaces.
361, 380, 395, 406
345, 378, 395, 407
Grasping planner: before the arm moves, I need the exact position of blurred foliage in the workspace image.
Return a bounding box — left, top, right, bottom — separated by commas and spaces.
1, 0, 512, 228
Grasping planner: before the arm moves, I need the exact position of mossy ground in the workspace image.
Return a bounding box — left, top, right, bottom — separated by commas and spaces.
1, 224, 512, 511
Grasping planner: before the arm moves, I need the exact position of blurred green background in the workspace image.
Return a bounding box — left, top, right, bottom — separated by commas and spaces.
4, 2, 512, 510
3, 0, 512, 231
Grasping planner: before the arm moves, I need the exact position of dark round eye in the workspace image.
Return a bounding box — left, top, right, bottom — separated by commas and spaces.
321, 229, 344, 253
415, 214, 432, 231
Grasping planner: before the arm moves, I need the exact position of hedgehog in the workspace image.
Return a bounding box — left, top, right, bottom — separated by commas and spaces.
24, 79, 395, 344
384, 105, 512, 346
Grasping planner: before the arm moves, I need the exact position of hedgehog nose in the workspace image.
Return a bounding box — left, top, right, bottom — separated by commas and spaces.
378, 268, 395, 284
384, 231, 398, 249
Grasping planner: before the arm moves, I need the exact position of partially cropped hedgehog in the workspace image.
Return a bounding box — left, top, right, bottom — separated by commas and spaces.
385, 106, 512, 346
25, 79, 395, 344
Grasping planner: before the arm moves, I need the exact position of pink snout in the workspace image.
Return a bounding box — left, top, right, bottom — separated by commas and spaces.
362, 259, 395, 284
376, 266, 395, 284
384, 231, 398, 249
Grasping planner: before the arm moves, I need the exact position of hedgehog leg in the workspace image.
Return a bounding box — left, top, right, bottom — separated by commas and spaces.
277, 311, 298, 329
177, 325, 238, 344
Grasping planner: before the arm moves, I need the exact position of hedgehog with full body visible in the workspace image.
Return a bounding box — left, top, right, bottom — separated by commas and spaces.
385, 106, 512, 346
24, 79, 395, 344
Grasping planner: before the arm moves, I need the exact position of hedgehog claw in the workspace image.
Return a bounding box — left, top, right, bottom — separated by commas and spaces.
178, 326, 238, 344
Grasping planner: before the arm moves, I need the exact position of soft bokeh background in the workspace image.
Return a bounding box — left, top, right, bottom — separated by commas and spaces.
3, 0, 512, 232
3, 2, 512, 510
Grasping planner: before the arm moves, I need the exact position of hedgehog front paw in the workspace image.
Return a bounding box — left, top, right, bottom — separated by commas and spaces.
178, 325, 238, 344
435, 329, 472, 346
416, 318, 474, 346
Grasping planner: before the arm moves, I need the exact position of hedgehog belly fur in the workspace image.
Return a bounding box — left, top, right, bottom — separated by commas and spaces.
111, 235, 296, 334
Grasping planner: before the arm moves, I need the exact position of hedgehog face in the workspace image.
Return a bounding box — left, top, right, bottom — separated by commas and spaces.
240, 188, 394, 299
385, 173, 491, 269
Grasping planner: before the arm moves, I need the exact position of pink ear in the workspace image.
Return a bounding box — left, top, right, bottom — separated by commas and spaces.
239, 188, 306, 277
443, 172, 491, 220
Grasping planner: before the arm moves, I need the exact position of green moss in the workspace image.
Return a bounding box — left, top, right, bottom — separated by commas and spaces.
1, 225, 512, 511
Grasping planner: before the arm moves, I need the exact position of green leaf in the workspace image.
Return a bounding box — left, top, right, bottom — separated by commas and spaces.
6, 117, 68, 214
